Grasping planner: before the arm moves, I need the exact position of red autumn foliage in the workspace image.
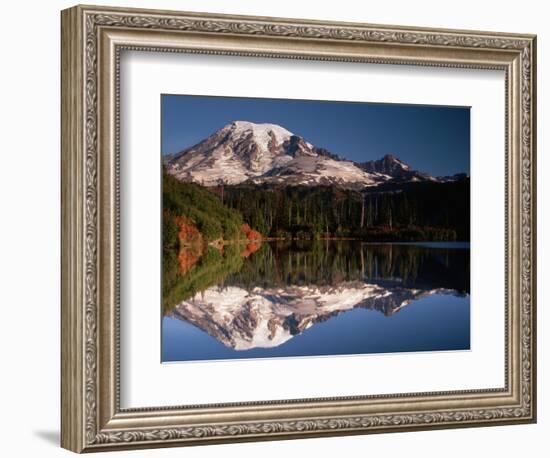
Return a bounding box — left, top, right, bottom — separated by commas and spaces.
175, 216, 202, 246
178, 247, 202, 275
241, 223, 262, 241
174, 216, 203, 274
240, 241, 261, 258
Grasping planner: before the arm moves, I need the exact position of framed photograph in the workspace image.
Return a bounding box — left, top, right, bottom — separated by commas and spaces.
61, 4, 537, 453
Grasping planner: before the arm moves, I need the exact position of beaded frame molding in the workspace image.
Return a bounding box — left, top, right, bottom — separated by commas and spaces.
61, 4, 537, 453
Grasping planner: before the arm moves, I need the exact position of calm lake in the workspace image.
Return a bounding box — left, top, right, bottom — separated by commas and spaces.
162, 240, 470, 362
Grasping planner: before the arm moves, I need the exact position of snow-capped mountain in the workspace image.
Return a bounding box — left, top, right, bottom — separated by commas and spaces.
165, 121, 459, 188
165, 120, 384, 187
167, 282, 461, 351
166, 121, 298, 185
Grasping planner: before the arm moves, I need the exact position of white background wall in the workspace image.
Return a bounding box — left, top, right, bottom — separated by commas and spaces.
0, 0, 546, 456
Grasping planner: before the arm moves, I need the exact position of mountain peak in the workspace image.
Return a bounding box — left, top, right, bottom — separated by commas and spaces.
167, 120, 301, 185
230, 120, 285, 129
165, 121, 452, 188
381, 154, 410, 170
227, 120, 293, 142
358, 154, 420, 179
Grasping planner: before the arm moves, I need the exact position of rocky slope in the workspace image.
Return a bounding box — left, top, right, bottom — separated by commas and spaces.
165, 121, 459, 189
357, 154, 436, 183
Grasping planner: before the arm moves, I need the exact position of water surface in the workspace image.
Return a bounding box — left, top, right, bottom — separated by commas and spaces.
162, 240, 470, 362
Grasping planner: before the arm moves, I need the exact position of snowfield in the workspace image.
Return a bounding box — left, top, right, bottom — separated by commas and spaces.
165, 120, 464, 188
166, 121, 402, 188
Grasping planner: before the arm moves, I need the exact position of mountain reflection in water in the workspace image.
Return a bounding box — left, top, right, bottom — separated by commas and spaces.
162, 240, 470, 361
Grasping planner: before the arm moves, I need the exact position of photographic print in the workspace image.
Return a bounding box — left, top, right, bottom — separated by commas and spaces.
161, 95, 470, 363
61, 7, 536, 450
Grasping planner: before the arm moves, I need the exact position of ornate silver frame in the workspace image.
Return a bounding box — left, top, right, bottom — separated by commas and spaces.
61, 4, 537, 453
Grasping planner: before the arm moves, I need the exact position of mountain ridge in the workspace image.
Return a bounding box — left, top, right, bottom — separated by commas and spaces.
165, 121, 466, 189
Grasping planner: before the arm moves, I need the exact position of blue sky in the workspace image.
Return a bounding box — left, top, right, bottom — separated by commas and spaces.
161, 94, 470, 176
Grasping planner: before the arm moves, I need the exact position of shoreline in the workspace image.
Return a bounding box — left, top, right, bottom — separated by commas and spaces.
208, 237, 262, 249
200, 237, 469, 245
260, 237, 468, 243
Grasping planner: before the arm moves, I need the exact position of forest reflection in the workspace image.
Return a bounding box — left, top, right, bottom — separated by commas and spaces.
163, 240, 469, 315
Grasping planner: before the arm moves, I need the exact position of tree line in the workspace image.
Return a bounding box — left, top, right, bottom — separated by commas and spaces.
163, 169, 245, 247
216, 179, 469, 241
